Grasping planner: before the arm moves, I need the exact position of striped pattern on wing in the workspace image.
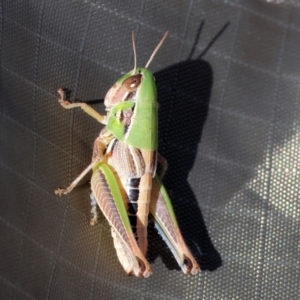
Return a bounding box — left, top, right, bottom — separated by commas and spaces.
91, 168, 151, 277
150, 178, 200, 275
110, 141, 145, 178
91, 169, 140, 275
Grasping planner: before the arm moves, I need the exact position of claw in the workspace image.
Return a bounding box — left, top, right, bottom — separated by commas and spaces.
54, 188, 66, 196
57, 88, 72, 108
57, 88, 70, 100
54, 187, 72, 196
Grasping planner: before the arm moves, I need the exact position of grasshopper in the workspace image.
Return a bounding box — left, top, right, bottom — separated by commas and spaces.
55, 32, 199, 276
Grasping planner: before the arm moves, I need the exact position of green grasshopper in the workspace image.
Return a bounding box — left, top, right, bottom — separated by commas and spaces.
55, 32, 199, 277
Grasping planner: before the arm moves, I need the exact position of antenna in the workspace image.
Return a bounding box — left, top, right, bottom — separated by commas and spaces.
145, 31, 169, 68
132, 31, 137, 74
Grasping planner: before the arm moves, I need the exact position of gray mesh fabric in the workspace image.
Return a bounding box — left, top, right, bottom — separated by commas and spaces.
1, 1, 300, 299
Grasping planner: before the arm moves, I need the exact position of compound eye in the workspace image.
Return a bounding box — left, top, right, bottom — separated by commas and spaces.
122, 74, 142, 91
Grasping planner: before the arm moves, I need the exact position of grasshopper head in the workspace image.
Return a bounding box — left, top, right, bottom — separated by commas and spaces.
104, 31, 168, 111
104, 68, 154, 110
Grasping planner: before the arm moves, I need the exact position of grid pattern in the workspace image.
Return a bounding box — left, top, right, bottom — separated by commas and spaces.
1, 0, 300, 299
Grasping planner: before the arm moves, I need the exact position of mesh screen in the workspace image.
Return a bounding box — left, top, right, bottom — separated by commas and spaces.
1, 1, 300, 299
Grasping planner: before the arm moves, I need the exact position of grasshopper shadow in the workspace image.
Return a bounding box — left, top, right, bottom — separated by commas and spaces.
147, 25, 226, 271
